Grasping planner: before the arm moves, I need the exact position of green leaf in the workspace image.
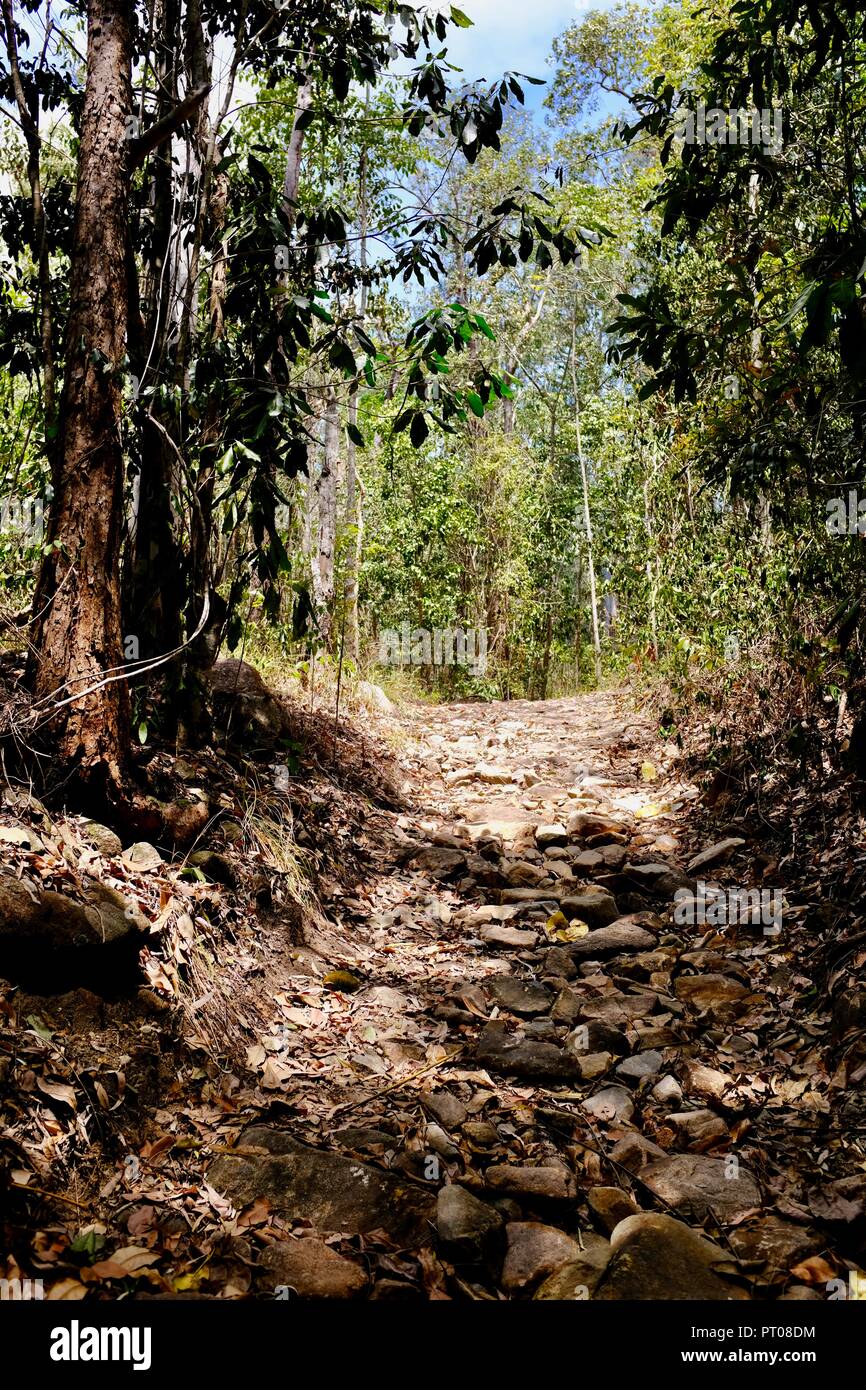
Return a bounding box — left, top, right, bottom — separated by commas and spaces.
71, 1229, 106, 1259
466, 391, 484, 417
346, 421, 365, 447
450, 5, 473, 26
138, 720, 148, 745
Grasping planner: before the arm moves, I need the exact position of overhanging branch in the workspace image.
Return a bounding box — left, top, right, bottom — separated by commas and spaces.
127, 83, 211, 169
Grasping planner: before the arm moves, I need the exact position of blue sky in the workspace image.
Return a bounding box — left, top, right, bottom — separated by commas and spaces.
436, 0, 612, 102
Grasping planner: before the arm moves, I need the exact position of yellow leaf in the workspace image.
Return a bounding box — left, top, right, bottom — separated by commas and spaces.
543, 911, 588, 942
634, 802, 671, 820
543, 911, 569, 937
173, 1266, 210, 1292
640, 761, 657, 781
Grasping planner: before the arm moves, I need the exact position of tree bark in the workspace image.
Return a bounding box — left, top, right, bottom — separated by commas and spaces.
126, 0, 184, 661
29, 0, 132, 803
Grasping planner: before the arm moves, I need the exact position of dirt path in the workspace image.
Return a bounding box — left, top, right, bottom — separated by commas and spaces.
207, 690, 863, 1300
5, 689, 863, 1301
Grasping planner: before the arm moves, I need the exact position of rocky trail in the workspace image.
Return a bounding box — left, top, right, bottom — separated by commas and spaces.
3, 687, 866, 1301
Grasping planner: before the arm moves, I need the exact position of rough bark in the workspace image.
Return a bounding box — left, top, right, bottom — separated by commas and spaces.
29, 0, 132, 803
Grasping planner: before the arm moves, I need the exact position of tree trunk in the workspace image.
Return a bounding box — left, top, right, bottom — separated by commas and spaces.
644, 439, 659, 660
29, 0, 132, 804
343, 119, 369, 666
2, 0, 56, 434
125, 0, 184, 661
312, 389, 340, 651
570, 324, 602, 685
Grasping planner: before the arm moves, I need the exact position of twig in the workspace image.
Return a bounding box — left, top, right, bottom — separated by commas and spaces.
326, 1046, 465, 1119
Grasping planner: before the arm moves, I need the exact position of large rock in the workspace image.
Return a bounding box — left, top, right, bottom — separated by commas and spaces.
594, 1214, 751, 1300
485, 1166, 574, 1201
505, 860, 547, 888
476, 1021, 580, 1081
535, 823, 568, 849
412, 846, 466, 877
579, 989, 660, 1025
487, 976, 553, 1017
208, 1127, 433, 1240
640, 1153, 761, 1224
534, 1234, 611, 1299
583, 1085, 634, 1123
421, 1089, 467, 1130
436, 1184, 504, 1262
616, 1050, 663, 1085
479, 925, 538, 949
687, 838, 746, 874
206, 659, 291, 744
566, 920, 657, 958
566, 811, 624, 840
501, 1222, 581, 1293
258, 1238, 368, 1298
0, 872, 148, 982
675, 974, 750, 1015
123, 841, 164, 870
623, 862, 694, 898
586, 1187, 639, 1234
559, 890, 619, 927
82, 822, 123, 857
565, 1019, 630, 1057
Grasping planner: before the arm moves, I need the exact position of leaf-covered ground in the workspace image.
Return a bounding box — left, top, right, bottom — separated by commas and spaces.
2, 686, 866, 1300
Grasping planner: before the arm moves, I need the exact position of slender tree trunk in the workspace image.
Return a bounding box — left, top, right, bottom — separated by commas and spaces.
2, 0, 56, 434
343, 112, 369, 665
126, 0, 184, 660
29, 0, 132, 802
644, 439, 659, 660
283, 76, 313, 215
570, 337, 602, 685
313, 389, 340, 651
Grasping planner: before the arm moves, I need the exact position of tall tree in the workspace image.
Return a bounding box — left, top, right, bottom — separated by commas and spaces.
29, 0, 133, 803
